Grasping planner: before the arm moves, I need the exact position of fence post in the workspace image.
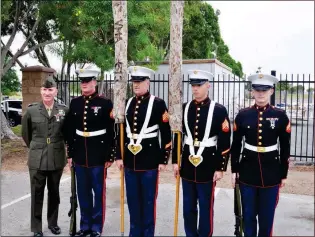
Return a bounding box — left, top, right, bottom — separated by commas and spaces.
271, 70, 276, 106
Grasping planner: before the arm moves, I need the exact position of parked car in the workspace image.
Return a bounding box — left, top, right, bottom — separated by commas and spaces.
1, 99, 22, 127
276, 103, 286, 109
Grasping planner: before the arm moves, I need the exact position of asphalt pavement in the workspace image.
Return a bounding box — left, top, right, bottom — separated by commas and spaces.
1, 171, 314, 236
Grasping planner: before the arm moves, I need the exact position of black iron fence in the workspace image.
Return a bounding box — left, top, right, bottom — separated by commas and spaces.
55, 73, 315, 162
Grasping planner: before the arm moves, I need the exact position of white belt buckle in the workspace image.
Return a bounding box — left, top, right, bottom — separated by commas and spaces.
132, 134, 137, 139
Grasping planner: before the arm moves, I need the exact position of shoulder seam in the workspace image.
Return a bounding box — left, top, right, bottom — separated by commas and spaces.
239, 107, 251, 112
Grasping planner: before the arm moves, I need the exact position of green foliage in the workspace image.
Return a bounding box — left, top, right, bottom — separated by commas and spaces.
62, 1, 115, 71
0, 1, 11, 22
1, 66, 20, 95
276, 82, 291, 91
183, 1, 220, 59
72, 38, 114, 70
290, 85, 304, 93
217, 42, 243, 78
182, 1, 243, 77
57, 0, 171, 71
128, 0, 170, 68
40, 1, 82, 67
1, 0, 243, 78
39, 1, 81, 40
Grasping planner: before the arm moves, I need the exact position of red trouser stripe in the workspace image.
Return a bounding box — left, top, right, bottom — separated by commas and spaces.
101, 167, 107, 234
209, 181, 216, 237
269, 185, 280, 237
154, 171, 159, 227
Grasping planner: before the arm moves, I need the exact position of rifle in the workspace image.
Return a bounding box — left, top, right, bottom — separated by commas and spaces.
234, 178, 243, 237
68, 164, 78, 236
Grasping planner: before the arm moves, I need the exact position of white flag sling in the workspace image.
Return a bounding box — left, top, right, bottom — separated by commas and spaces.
125, 95, 155, 155
184, 100, 216, 167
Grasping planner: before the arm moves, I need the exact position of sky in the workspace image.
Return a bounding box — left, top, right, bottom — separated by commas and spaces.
208, 0, 314, 76
5, 1, 315, 80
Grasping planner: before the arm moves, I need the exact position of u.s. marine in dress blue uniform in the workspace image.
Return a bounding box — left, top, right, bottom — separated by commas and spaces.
64, 68, 116, 237
172, 70, 231, 237
231, 73, 291, 237
115, 66, 172, 237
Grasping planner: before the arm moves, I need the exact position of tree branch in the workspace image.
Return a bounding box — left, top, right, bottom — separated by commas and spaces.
1, 1, 21, 68
2, 15, 41, 74
163, 39, 170, 60
92, 31, 104, 44
20, 38, 61, 57
19, 27, 50, 67
20, 26, 52, 68
2, 38, 60, 77
100, 28, 107, 43
1, 40, 25, 68
21, 3, 35, 23
40, 46, 51, 68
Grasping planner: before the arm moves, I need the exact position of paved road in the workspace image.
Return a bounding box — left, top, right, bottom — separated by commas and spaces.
1, 171, 314, 236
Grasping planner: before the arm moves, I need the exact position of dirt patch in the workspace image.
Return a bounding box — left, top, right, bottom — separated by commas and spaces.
1, 139, 29, 172
1, 139, 314, 196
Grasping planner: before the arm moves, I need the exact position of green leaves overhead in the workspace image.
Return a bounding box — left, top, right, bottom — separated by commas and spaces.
1, 0, 243, 77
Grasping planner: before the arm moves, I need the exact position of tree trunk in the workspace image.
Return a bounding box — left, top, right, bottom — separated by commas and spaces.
1, 110, 19, 140
98, 70, 105, 95
112, 0, 128, 123
168, 1, 184, 132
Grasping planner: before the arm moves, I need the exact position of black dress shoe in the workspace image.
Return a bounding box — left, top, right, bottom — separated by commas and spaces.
33, 232, 43, 237
90, 231, 101, 237
75, 230, 92, 237
48, 226, 61, 235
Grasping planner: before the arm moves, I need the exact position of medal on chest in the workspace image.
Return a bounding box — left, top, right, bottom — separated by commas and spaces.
91, 106, 101, 115
55, 109, 65, 122
266, 117, 279, 129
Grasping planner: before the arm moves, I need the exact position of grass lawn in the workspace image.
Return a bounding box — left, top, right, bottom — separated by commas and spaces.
11, 125, 22, 137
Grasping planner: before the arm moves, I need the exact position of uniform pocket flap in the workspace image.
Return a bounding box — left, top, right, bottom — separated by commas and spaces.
32, 118, 45, 123
31, 143, 46, 149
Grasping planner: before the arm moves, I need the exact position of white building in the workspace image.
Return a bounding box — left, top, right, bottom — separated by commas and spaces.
149, 59, 246, 120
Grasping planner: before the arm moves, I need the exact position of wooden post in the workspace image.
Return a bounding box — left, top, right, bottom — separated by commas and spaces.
112, 1, 128, 236
168, 1, 184, 236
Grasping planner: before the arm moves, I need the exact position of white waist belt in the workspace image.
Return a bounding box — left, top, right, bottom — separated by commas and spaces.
76, 129, 106, 137
185, 136, 217, 147
244, 143, 277, 153
126, 124, 159, 140
127, 132, 158, 139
